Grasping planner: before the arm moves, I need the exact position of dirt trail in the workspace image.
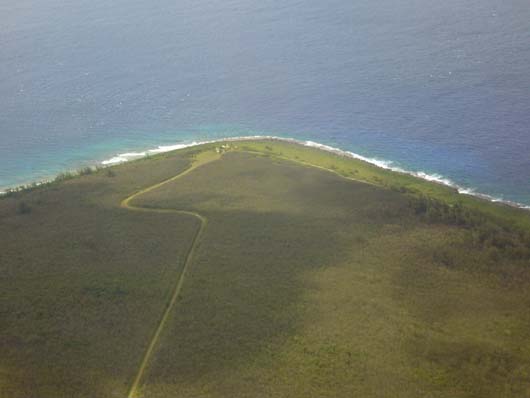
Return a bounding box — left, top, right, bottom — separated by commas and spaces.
121, 148, 370, 397
121, 152, 218, 398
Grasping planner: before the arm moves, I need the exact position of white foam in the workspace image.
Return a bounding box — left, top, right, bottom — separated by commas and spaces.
95, 134, 530, 211
414, 172, 454, 186
101, 151, 148, 165
280, 137, 530, 211
3, 134, 529, 210
148, 143, 197, 154
101, 141, 213, 165
302, 139, 464, 188
292, 138, 530, 210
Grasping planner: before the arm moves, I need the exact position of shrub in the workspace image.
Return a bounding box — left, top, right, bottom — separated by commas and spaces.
55, 172, 75, 182
106, 169, 116, 177
2, 189, 15, 198
409, 195, 530, 262
409, 196, 475, 227
78, 167, 94, 176
432, 248, 456, 268
16, 201, 31, 215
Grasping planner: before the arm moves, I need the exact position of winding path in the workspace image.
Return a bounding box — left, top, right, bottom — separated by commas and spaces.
121, 152, 219, 398
120, 147, 371, 397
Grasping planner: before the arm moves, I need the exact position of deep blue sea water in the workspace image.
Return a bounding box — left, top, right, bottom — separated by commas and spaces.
1, 0, 529, 206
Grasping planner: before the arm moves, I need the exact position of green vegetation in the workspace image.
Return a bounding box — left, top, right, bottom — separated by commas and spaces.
1, 139, 530, 398
0, 151, 199, 398
15, 201, 31, 215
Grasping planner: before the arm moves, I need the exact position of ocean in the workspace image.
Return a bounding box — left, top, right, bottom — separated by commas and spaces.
1, 0, 529, 206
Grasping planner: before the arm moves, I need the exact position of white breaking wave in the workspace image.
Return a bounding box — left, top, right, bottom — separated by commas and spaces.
101, 143, 205, 165
4, 134, 527, 210
99, 135, 530, 210
302, 139, 464, 189
102, 152, 147, 165
298, 139, 522, 207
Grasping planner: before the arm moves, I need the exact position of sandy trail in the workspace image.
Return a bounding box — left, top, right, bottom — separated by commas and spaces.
120, 147, 370, 397
121, 152, 219, 398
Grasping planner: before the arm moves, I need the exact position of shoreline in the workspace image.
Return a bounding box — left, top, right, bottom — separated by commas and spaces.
2, 135, 529, 211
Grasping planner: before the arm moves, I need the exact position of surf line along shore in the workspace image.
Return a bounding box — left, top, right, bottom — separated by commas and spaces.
2, 136, 529, 211
104, 135, 530, 211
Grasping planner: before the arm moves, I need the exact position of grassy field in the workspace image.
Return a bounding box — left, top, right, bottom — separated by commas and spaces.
2, 139, 530, 397
0, 151, 200, 398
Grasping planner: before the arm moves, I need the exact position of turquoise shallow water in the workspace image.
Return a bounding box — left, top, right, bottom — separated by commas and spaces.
1, 0, 529, 206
